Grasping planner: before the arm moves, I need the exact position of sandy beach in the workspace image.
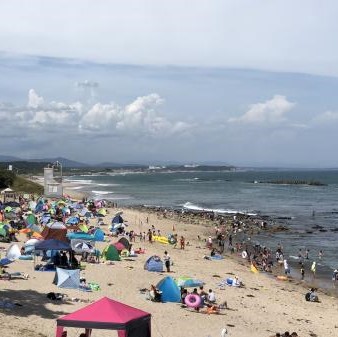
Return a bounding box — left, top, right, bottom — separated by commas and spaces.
0, 184, 337, 337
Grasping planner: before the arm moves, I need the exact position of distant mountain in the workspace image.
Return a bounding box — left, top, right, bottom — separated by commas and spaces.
96, 162, 148, 168
30, 157, 89, 168
0, 155, 89, 168
0, 155, 22, 162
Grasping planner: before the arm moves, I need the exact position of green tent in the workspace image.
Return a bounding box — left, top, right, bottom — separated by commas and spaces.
26, 213, 37, 226
102, 244, 120, 261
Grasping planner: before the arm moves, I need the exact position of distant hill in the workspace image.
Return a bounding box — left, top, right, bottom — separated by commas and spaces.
0, 155, 22, 162
29, 157, 89, 168
0, 155, 89, 168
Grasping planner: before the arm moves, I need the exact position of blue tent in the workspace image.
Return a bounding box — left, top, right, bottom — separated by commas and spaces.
67, 228, 105, 242
35, 239, 71, 251
144, 255, 163, 272
66, 216, 80, 225
112, 215, 124, 224
156, 276, 181, 303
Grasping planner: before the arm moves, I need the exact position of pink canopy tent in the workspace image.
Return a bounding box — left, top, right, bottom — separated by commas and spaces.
56, 297, 151, 337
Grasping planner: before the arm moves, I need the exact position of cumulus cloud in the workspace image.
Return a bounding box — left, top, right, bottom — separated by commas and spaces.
229, 95, 295, 124
0, 89, 188, 137
79, 93, 189, 136
27, 88, 44, 108
76, 80, 99, 88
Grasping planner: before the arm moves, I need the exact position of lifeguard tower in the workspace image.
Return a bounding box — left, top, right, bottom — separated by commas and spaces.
44, 161, 63, 197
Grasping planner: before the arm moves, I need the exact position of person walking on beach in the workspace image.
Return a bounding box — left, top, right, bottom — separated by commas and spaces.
300, 264, 305, 280
305, 249, 309, 260
163, 251, 171, 272
311, 261, 316, 278
283, 259, 290, 275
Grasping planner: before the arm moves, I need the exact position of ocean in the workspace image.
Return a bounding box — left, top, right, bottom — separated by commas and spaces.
65, 169, 338, 284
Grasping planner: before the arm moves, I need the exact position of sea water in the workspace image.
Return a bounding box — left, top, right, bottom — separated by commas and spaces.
66, 169, 338, 283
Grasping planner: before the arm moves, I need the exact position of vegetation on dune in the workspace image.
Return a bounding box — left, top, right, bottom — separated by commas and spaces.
0, 169, 43, 194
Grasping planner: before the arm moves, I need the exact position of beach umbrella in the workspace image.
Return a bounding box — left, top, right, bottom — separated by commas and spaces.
74, 241, 94, 252
175, 277, 205, 288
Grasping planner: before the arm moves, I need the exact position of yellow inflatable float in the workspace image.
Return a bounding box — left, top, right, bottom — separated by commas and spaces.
152, 236, 169, 244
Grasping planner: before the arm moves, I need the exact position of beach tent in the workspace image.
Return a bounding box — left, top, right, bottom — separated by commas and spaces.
55, 297, 151, 337
24, 238, 40, 254
67, 228, 105, 242
66, 216, 80, 225
113, 242, 126, 252
175, 276, 205, 288
102, 244, 120, 261
156, 276, 181, 303
6, 243, 21, 261
41, 222, 68, 242
26, 213, 37, 226
144, 256, 163, 272
112, 211, 124, 224
118, 237, 131, 251
55, 267, 80, 289
35, 239, 71, 251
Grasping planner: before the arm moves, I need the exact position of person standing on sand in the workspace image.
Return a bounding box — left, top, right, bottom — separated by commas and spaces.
283, 259, 290, 275
180, 236, 185, 250
163, 251, 171, 272
311, 261, 316, 278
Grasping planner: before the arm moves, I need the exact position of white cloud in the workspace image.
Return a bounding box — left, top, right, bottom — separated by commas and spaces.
27, 88, 44, 108
313, 110, 338, 123
2, 89, 189, 136
229, 95, 295, 124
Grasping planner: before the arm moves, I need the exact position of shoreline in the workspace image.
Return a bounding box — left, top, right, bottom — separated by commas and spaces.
33, 175, 338, 296
1, 185, 337, 336
127, 204, 338, 299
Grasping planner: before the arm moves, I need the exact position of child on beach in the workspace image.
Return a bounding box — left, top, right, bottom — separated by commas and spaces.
180, 236, 185, 250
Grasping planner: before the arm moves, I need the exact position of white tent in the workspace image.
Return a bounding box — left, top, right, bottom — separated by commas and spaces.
1, 187, 14, 194
6, 243, 21, 261
55, 267, 80, 289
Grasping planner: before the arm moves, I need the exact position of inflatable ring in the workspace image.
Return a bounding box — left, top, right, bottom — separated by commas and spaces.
241, 251, 248, 259
184, 294, 201, 308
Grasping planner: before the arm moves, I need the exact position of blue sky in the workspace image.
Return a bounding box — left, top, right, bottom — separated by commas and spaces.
0, 1, 338, 167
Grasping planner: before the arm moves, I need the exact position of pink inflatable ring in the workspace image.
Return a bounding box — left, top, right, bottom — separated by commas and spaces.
184, 294, 201, 308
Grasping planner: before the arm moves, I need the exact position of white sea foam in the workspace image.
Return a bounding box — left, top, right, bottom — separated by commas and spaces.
92, 190, 114, 195
65, 179, 93, 185
97, 183, 119, 187
182, 202, 257, 216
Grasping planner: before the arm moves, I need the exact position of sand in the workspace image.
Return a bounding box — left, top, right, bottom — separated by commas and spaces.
0, 188, 337, 337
